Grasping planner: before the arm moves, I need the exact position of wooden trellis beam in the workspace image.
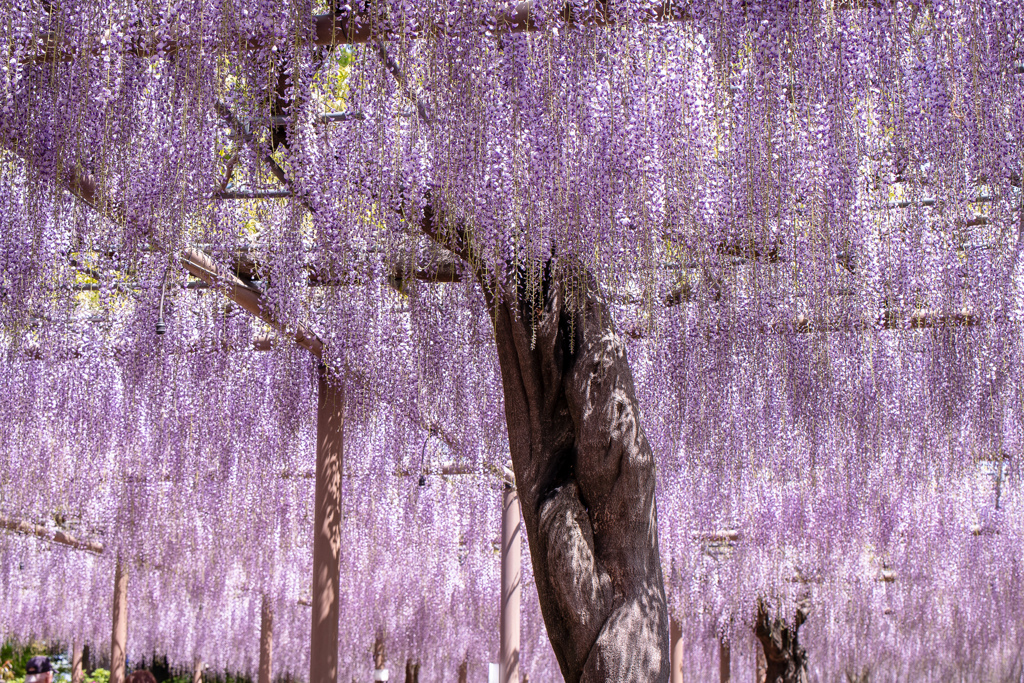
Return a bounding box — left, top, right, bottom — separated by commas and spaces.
313, 0, 896, 48
0, 515, 105, 555
29, 0, 909, 64
216, 189, 293, 200
17, 334, 280, 361
0, 142, 329, 360
180, 248, 325, 360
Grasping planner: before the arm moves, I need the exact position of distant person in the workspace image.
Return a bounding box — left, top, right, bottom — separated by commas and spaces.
125, 671, 157, 683
25, 657, 53, 683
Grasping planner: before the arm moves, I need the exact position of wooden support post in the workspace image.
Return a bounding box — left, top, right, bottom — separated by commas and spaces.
309, 366, 344, 683
372, 633, 387, 680
719, 637, 731, 683
457, 659, 467, 683
110, 558, 128, 683
499, 483, 521, 683
259, 596, 273, 683
670, 618, 683, 683
71, 643, 84, 683
403, 659, 418, 683
192, 660, 203, 683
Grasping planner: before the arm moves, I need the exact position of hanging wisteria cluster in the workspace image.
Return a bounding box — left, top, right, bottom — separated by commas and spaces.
2, 0, 1024, 680
0, 346, 524, 679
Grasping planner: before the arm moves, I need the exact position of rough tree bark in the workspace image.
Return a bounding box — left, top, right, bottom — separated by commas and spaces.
754, 603, 808, 683
484, 272, 669, 682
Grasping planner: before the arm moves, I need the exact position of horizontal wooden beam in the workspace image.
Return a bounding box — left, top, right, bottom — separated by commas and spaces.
0, 516, 104, 555
34, 0, 897, 63
277, 464, 479, 480
764, 309, 981, 334
658, 295, 982, 331
313, 0, 694, 47
17, 334, 281, 360
311, 0, 890, 47
269, 112, 366, 126
180, 249, 325, 359
691, 529, 740, 543
72, 280, 211, 292
216, 189, 293, 200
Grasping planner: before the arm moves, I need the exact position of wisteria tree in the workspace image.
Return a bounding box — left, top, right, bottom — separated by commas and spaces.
2, 0, 1024, 682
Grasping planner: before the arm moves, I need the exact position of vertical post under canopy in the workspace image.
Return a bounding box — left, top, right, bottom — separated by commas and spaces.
670, 618, 683, 683
373, 633, 387, 681
259, 595, 274, 683
719, 637, 731, 683
109, 558, 128, 683
309, 366, 345, 683
499, 483, 521, 683
71, 643, 83, 683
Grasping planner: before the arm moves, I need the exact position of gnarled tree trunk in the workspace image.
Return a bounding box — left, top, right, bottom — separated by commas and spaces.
486, 273, 669, 682
754, 602, 808, 683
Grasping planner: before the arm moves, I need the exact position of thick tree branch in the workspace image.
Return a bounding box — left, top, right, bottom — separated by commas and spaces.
417, 201, 496, 292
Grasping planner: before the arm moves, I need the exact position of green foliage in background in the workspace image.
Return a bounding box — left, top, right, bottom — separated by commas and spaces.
1, 641, 50, 679
0, 644, 248, 683
85, 669, 109, 683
